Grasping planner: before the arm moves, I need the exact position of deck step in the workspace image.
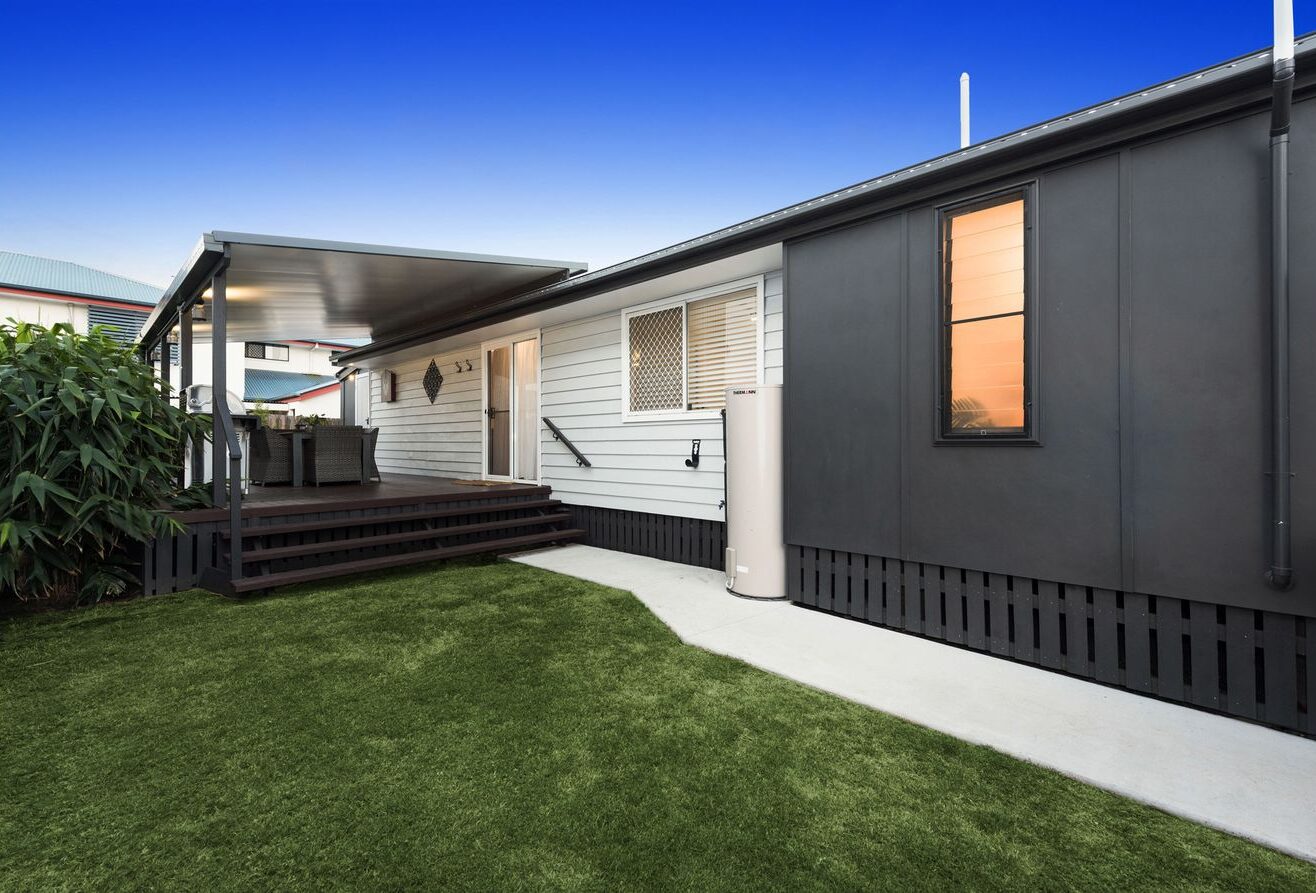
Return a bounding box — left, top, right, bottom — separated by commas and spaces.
244, 513, 574, 562
223, 498, 563, 540
230, 528, 585, 593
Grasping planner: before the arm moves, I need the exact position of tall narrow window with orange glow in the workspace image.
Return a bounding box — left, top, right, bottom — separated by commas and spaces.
941, 192, 1028, 436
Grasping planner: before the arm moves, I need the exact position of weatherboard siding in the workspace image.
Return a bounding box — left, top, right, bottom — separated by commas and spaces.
370, 347, 485, 479
538, 270, 781, 522
366, 270, 782, 521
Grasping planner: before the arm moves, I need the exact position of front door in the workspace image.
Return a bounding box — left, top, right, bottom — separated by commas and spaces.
483, 333, 539, 481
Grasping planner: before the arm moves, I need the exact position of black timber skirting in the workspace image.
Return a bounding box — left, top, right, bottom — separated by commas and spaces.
789, 545, 1314, 738
566, 504, 726, 571
141, 489, 559, 596
141, 521, 220, 595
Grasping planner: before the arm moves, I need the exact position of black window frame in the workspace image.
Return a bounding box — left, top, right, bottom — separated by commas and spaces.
244, 342, 290, 362
935, 182, 1039, 445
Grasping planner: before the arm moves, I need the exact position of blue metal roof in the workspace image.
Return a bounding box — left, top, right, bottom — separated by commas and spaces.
0, 251, 163, 306
244, 369, 339, 402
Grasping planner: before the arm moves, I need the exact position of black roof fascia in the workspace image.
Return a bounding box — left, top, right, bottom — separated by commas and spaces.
139, 234, 226, 348
336, 36, 1316, 365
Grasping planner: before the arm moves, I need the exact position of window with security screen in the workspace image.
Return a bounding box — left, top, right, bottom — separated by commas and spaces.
244, 342, 290, 361
623, 280, 761, 420
939, 188, 1034, 441
627, 305, 684, 413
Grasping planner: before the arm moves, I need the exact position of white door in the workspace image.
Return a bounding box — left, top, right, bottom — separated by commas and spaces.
482, 333, 539, 481
354, 370, 371, 426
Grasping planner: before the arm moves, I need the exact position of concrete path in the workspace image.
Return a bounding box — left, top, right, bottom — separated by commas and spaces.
509, 545, 1316, 862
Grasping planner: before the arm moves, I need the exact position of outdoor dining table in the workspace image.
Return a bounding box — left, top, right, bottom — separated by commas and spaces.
272, 430, 310, 487
272, 428, 375, 487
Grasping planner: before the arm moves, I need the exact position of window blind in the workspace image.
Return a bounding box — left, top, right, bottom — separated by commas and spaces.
685, 287, 758, 411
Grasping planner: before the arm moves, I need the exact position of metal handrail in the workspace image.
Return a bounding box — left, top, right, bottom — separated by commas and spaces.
542, 417, 591, 467
214, 405, 244, 580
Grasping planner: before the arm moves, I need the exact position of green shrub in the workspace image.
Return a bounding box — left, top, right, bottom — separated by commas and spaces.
0, 321, 210, 606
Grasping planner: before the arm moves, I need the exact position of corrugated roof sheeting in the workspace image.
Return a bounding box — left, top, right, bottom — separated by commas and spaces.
0, 251, 162, 305
244, 369, 339, 402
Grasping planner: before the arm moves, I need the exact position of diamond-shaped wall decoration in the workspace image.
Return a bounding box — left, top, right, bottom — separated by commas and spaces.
423, 359, 444, 403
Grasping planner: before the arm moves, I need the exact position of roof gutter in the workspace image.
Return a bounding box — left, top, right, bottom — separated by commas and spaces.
138, 234, 226, 348
336, 36, 1314, 367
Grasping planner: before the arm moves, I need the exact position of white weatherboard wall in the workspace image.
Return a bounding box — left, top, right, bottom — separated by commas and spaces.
0, 293, 87, 329
363, 270, 782, 522
369, 347, 485, 479
534, 270, 782, 521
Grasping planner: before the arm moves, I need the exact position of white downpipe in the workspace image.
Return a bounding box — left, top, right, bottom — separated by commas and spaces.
1274, 0, 1295, 63
959, 72, 970, 148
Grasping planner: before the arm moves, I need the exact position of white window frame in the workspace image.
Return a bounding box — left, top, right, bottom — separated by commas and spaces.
620, 275, 765, 424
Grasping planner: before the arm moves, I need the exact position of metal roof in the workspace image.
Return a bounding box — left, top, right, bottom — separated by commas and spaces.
139, 232, 587, 347
0, 250, 163, 306
336, 33, 1316, 364
244, 369, 339, 402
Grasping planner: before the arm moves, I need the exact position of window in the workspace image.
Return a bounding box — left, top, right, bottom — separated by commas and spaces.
623, 279, 762, 420
244, 342, 290, 361
939, 188, 1033, 441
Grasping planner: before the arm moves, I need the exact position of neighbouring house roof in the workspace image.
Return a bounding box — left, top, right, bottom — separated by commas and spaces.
0, 250, 163, 306
244, 369, 339, 403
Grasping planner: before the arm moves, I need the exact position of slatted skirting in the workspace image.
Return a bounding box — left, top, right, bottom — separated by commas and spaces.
141, 491, 560, 595
567, 504, 726, 570
789, 546, 1314, 737
141, 521, 220, 596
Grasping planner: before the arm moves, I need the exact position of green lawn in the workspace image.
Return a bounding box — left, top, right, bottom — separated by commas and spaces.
2, 559, 1313, 892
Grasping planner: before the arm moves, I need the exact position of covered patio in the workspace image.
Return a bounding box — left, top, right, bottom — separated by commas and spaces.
136, 232, 586, 592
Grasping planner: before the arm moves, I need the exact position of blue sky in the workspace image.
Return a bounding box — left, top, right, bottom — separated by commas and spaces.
0, 1, 1305, 287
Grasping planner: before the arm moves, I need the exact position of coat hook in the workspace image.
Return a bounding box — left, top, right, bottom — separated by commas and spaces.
684, 439, 701, 468
454, 362, 462, 374
464, 359, 473, 372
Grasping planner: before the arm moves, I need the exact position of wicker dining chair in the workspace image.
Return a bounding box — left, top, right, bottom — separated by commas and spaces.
249, 428, 294, 485
364, 427, 381, 481
305, 426, 365, 485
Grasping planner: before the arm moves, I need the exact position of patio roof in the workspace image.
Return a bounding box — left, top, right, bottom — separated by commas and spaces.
138, 232, 586, 347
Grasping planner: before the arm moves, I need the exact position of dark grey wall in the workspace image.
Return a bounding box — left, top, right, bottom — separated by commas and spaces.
784, 100, 1316, 616
784, 216, 904, 556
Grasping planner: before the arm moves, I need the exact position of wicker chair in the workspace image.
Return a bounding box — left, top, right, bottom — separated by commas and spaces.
364, 427, 381, 481
305, 426, 365, 485
249, 428, 294, 485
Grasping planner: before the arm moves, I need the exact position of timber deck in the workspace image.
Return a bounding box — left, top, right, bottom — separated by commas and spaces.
147, 474, 583, 594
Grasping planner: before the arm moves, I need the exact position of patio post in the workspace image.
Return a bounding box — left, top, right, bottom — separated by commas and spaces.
211, 269, 227, 506
159, 320, 171, 397
179, 308, 193, 488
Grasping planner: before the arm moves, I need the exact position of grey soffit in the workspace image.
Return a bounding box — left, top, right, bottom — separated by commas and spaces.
336, 33, 1316, 364
139, 232, 587, 347
0, 250, 162, 305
